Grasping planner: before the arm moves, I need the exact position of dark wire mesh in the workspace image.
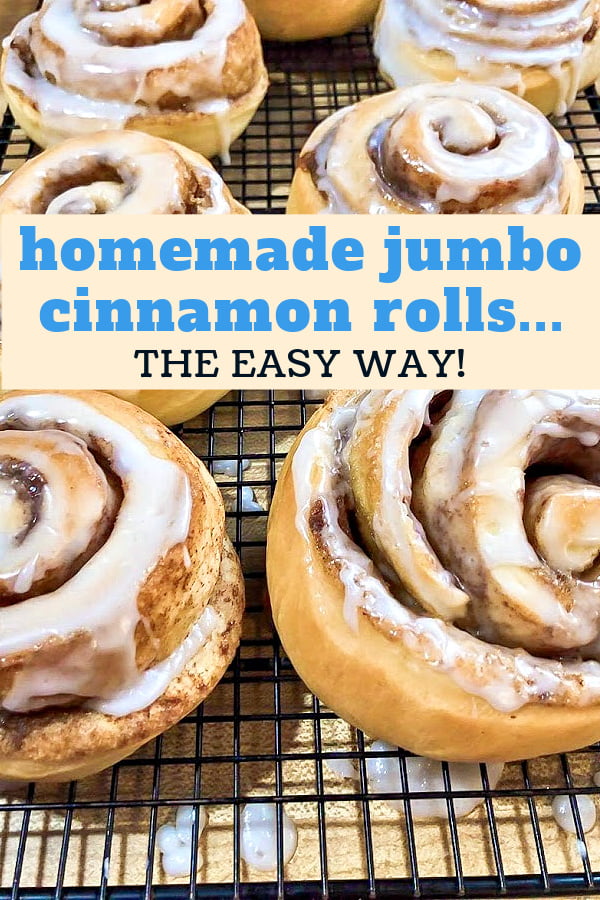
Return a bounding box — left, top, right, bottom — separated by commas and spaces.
2, 25, 600, 900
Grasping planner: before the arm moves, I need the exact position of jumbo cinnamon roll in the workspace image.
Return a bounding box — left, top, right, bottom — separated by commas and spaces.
0, 390, 244, 782
244, 0, 379, 41
267, 390, 600, 762
373, 0, 600, 117
287, 85, 584, 214
0, 130, 247, 424
0, 0, 268, 157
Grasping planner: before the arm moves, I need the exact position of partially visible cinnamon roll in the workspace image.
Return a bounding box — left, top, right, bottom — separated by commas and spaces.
0, 0, 269, 158
287, 85, 584, 214
373, 0, 600, 117
0, 391, 244, 782
0, 130, 246, 424
267, 390, 600, 763
244, 0, 379, 41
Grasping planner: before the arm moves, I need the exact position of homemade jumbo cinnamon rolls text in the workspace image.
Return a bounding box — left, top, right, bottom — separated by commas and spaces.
0, 0, 268, 157
0, 391, 244, 782
287, 85, 584, 214
0, 130, 245, 423
267, 391, 600, 762
374, 0, 600, 117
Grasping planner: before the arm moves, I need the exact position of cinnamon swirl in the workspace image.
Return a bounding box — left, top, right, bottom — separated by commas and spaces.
267, 390, 600, 762
373, 0, 600, 117
0, 0, 269, 157
0, 390, 244, 782
287, 85, 584, 214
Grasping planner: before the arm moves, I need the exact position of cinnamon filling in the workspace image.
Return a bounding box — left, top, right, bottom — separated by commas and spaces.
584, 18, 598, 42
80, 0, 208, 46
0, 427, 123, 606
0, 457, 46, 544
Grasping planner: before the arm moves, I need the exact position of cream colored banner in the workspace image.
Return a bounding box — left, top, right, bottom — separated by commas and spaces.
0, 214, 595, 389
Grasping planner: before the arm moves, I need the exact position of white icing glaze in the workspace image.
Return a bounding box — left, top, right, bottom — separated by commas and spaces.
240, 486, 263, 513
176, 804, 206, 842
157, 824, 181, 855
87, 606, 218, 715
291, 391, 600, 713
304, 85, 573, 215
2, 0, 248, 145
324, 755, 357, 779
366, 740, 503, 819
240, 803, 298, 872
212, 458, 250, 477
0, 393, 191, 715
552, 794, 597, 833
0, 131, 233, 215
374, 0, 595, 115
157, 805, 207, 877
161, 846, 195, 878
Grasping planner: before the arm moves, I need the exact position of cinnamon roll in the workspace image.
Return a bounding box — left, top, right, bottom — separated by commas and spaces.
287, 85, 584, 214
244, 0, 379, 41
0, 390, 244, 782
267, 390, 600, 762
373, 0, 600, 117
0, 0, 269, 157
0, 130, 248, 424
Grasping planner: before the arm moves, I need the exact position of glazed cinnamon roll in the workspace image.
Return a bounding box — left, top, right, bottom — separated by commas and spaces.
287, 85, 584, 214
373, 0, 600, 117
244, 0, 379, 41
0, 0, 268, 157
0, 390, 244, 782
0, 130, 246, 424
267, 390, 600, 762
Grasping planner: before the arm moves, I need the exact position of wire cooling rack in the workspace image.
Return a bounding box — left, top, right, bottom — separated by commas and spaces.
3, 22, 600, 900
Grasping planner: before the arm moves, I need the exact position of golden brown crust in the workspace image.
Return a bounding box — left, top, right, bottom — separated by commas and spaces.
0, 390, 244, 780
374, 0, 600, 117
0, 536, 244, 782
0, 0, 268, 154
266, 395, 600, 763
287, 87, 585, 215
245, 0, 379, 40
0, 390, 222, 691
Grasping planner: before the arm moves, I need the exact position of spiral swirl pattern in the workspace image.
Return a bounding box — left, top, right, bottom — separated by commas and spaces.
0, 0, 268, 154
0, 392, 229, 717
287, 390, 600, 715
374, 0, 600, 116
291, 85, 582, 214
0, 131, 247, 215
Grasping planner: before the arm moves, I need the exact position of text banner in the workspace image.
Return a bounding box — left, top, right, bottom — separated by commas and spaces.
1, 214, 594, 389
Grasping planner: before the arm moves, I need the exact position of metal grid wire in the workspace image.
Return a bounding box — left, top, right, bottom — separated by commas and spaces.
2, 24, 600, 900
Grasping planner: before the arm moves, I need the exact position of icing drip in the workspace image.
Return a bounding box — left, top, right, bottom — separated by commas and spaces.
552, 794, 597, 833
0, 393, 192, 715
366, 740, 504, 819
157, 805, 207, 877
240, 804, 298, 871
301, 84, 575, 215
291, 390, 600, 713
374, 0, 597, 115
87, 606, 218, 715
